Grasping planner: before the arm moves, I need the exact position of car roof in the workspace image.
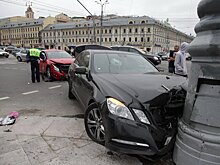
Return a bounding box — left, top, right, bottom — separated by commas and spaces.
43, 49, 66, 52
84, 49, 140, 56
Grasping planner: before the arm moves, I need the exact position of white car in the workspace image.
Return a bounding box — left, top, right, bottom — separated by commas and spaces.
0, 49, 9, 58
16, 49, 29, 62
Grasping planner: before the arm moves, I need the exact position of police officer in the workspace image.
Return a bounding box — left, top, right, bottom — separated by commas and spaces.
26, 46, 45, 83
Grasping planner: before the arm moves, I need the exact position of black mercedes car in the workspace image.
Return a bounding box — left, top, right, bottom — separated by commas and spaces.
68, 50, 187, 157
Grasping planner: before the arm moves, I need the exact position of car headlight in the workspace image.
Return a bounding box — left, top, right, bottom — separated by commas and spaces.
52, 64, 60, 72
107, 98, 134, 121
133, 109, 150, 124
153, 56, 159, 60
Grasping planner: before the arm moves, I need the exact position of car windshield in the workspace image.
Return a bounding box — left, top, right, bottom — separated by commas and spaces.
47, 51, 72, 59
93, 52, 158, 74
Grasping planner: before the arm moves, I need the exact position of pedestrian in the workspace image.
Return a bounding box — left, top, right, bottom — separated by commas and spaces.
26, 46, 45, 83
174, 42, 189, 77
168, 45, 179, 73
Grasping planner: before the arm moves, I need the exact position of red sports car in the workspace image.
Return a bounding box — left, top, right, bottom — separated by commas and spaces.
40, 49, 74, 81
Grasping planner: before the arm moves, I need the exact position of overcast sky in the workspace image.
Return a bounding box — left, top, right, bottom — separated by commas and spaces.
0, 0, 202, 35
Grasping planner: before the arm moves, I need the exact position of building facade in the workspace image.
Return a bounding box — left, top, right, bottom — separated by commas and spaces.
0, 16, 56, 47
41, 16, 193, 53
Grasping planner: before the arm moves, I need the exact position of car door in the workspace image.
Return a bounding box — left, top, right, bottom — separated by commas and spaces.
71, 51, 93, 109
21, 49, 27, 61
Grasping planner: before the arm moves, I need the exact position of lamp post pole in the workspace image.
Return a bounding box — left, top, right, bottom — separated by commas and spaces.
95, 0, 108, 45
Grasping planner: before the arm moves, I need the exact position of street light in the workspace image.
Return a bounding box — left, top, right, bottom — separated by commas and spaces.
77, 0, 96, 43
95, 0, 109, 45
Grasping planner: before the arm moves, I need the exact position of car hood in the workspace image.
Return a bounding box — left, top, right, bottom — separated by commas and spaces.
49, 58, 74, 64
93, 72, 187, 104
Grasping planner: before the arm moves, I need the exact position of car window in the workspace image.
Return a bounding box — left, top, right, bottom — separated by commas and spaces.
21, 50, 27, 54
129, 48, 140, 54
93, 52, 158, 74
47, 51, 72, 59
76, 51, 90, 68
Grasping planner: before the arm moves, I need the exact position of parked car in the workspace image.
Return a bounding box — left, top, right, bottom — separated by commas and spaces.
68, 50, 187, 157
111, 46, 161, 65
157, 52, 169, 61
12, 48, 22, 56
40, 49, 74, 81
0, 49, 9, 58
73, 44, 111, 57
5, 46, 17, 53
16, 49, 29, 62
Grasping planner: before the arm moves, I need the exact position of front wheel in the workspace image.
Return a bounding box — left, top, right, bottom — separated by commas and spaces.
84, 103, 105, 145
46, 66, 52, 80
17, 56, 22, 62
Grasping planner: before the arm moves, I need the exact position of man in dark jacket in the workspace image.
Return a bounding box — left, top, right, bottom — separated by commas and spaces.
26, 47, 45, 83
168, 45, 179, 73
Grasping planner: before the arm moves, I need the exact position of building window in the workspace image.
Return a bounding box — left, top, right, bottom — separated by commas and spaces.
105, 38, 107, 42
82, 31, 84, 35
97, 30, 99, 34
105, 29, 107, 34
129, 21, 133, 24
135, 37, 137, 42
129, 37, 131, 42
86, 38, 88, 42
135, 28, 138, 33
141, 28, 144, 33
141, 20, 145, 24
76, 31, 78, 35
141, 37, 144, 42
63, 32, 65, 35
115, 37, 117, 42
79, 31, 81, 35
123, 37, 126, 42
147, 37, 150, 42
72, 31, 74, 35
115, 29, 118, 34
66, 32, 68, 35
109, 29, 111, 33
148, 28, 151, 33
79, 38, 81, 42
69, 39, 71, 42
72, 39, 74, 42
63, 39, 65, 42
83, 38, 85, 42
129, 29, 132, 33
97, 38, 99, 42
109, 38, 111, 42
69, 31, 71, 35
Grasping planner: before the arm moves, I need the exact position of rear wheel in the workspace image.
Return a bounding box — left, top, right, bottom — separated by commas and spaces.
17, 56, 22, 62
84, 103, 105, 145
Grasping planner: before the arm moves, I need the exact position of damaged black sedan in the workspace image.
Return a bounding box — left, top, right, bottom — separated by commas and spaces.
68, 50, 187, 157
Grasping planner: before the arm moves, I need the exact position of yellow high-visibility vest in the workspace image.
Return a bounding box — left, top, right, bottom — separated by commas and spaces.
30, 48, 40, 58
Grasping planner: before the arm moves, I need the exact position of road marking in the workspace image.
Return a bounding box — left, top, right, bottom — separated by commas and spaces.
0, 97, 10, 101
22, 90, 39, 95
48, 85, 62, 89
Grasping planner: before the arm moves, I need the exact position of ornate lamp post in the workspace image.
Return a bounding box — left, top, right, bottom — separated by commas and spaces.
173, 0, 220, 164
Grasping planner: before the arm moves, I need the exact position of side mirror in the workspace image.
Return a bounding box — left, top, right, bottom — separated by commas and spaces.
75, 66, 87, 74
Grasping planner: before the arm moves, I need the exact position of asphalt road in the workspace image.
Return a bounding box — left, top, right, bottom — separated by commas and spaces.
0, 54, 82, 117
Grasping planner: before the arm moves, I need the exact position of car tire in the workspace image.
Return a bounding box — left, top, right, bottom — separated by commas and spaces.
84, 103, 105, 145
17, 56, 22, 62
46, 66, 52, 80
5, 55, 9, 58
68, 80, 75, 99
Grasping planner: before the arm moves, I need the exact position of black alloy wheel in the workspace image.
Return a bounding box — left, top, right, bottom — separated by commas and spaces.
17, 56, 22, 62
85, 103, 105, 145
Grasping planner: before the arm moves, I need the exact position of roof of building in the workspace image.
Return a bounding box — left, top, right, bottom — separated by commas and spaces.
26, 6, 33, 13
43, 16, 156, 30
0, 18, 45, 29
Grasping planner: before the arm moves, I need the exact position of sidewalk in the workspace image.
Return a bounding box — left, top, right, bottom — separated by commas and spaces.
0, 116, 141, 165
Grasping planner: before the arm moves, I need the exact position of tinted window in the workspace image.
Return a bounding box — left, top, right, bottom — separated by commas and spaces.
76, 52, 90, 67
47, 51, 72, 59
93, 52, 158, 74
129, 48, 140, 54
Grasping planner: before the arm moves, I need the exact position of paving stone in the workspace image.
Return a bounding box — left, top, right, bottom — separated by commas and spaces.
0, 138, 21, 155
43, 136, 74, 151
71, 138, 92, 148
16, 134, 39, 143
21, 136, 48, 150
10, 116, 54, 135
0, 149, 29, 165
40, 157, 65, 165
43, 118, 85, 138
23, 145, 57, 165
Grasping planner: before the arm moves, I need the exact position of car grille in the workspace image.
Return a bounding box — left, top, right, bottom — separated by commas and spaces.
55, 64, 70, 74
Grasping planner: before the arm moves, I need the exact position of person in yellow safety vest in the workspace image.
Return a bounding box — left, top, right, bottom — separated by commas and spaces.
26, 47, 45, 83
